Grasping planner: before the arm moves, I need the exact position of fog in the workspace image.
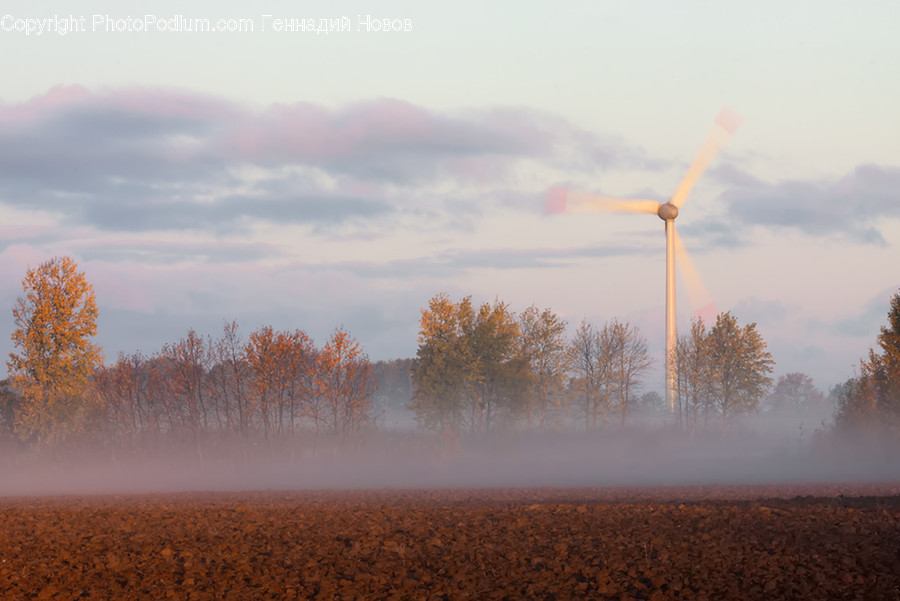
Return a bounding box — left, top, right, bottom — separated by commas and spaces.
2, 422, 898, 498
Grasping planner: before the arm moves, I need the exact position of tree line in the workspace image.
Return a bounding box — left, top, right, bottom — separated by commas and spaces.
11, 257, 868, 455
90, 323, 376, 447
410, 293, 777, 433
2, 257, 379, 450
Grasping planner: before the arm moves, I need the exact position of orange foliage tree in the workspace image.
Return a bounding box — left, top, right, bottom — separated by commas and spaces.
519, 305, 570, 428
157, 329, 212, 441
411, 294, 528, 433
63, 318, 380, 449
409, 293, 469, 432
7, 256, 103, 443
315, 327, 376, 437
244, 326, 316, 438
206, 320, 250, 436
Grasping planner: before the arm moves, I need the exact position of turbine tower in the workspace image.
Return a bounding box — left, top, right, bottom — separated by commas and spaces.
547, 107, 741, 412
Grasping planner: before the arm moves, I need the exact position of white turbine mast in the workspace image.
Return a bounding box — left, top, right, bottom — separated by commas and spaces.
547, 106, 741, 412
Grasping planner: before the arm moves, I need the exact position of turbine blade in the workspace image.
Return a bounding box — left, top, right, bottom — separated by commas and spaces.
545, 187, 659, 215
545, 187, 568, 214
672, 228, 718, 322
693, 302, 719, 326
670, 105, 742, 209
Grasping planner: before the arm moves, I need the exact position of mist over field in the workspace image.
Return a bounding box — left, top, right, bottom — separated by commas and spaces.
3, 419, 898, 499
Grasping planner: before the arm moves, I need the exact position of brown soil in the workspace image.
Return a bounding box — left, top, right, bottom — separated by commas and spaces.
1, 483, 899, 600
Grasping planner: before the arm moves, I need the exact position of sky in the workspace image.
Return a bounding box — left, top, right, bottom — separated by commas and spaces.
1, 0, 898, 395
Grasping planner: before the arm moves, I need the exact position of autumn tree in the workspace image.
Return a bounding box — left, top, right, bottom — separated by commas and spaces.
410, 294, 471, 432
411, 294, 531, 433
244, 325, 316, 438
604, 319, 653, 426
243, 326, 280, 438
676, 319, 715, 432
706, 312, 774, 426
156, 329, 213, 445
569, 319, 609, 430
766, 372, 826, 416
568, 318, 652, 428
316, 326, 376, 436
0, 380, 19, 440
7, 256, 103, 443
831, 374, 879, 436
207, 320, 251, 437
834, 291, 900, 437
92, 352, 156, 443
675, 313, 774, 430
463, 299, 528, 432
519, 306, 570, 428
861, 291, 900, 434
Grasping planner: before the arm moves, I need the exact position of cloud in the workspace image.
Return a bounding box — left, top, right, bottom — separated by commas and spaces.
716, 164, 900, 244
731, 296, 797, 324
74, 238, 284, 265
830, 286, 898, 338
283, 243, 659, 282
224, 100, 555, 179
677, 217, 749, 250
0, 86, 657, 238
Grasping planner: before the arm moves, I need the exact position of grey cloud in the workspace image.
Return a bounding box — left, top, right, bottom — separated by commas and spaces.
81, 188, 395, 234
0, 89, 232, 192
676, 218, 749, 250
284, 243, 657, 281
719, 164, 900, 244
227, 100, 655, 180
831, 286, 899, 338
0, 87, 661, 237
664, 164, 900, 251
731, 297, 797, 324
76, 240, 285, 265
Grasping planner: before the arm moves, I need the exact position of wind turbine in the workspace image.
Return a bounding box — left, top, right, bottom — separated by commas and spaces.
546, 106, 741, 412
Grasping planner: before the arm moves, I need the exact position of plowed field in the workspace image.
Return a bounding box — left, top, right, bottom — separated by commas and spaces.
2, 483, 899, 600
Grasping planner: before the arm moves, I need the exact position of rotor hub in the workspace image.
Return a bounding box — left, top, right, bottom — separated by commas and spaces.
657, 202, 678, 221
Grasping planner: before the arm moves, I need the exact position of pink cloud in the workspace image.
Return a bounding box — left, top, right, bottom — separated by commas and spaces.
97, 86, 241, 123
0, 245, 56, 294
0, 85, 243, 138
1, 85, 625, 191
0, 85, 91, 125
221, 97, 555, 168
